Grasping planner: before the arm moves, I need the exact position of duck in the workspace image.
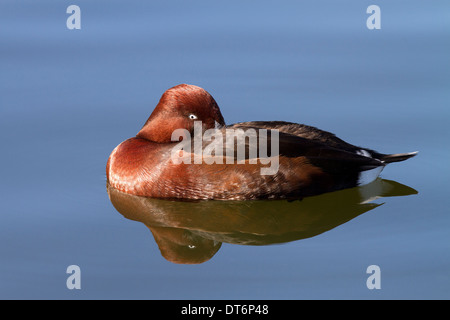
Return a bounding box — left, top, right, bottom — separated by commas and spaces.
106, 84, 417, 200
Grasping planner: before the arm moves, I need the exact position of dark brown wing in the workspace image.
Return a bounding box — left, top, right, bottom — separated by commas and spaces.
232, 121, 365, 153
224, 122, 383, 170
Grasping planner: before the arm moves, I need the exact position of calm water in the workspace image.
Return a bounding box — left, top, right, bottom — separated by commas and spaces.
1, 0, 449, 299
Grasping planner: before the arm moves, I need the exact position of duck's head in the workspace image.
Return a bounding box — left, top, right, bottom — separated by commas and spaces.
137, 84, 226, 143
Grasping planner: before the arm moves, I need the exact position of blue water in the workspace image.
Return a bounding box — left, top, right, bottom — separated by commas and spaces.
1, 0, 449, 299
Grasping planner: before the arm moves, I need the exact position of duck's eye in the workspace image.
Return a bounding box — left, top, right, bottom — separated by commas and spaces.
188, 114, 198, 120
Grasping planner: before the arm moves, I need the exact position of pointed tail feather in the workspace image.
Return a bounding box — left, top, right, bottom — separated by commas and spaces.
379, 151, 418, 164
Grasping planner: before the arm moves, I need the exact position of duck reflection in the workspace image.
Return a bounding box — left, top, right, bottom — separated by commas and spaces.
107, 179, 417, 264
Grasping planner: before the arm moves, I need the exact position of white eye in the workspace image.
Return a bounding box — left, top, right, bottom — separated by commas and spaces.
188, 114, 198, 120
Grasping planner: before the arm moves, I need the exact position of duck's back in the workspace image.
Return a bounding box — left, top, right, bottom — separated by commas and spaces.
232, 121, 371, 155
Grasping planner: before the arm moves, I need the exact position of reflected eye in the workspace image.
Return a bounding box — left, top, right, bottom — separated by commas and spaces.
188, 114, 198, 120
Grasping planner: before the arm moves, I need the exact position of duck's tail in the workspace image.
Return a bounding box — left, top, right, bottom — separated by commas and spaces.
378, 151, 418, 164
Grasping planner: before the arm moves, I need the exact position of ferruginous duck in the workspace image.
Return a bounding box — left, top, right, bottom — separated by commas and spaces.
106, 84, 417, 200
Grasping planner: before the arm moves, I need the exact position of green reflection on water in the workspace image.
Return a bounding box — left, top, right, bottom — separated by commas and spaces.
107, 178, 417, 264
